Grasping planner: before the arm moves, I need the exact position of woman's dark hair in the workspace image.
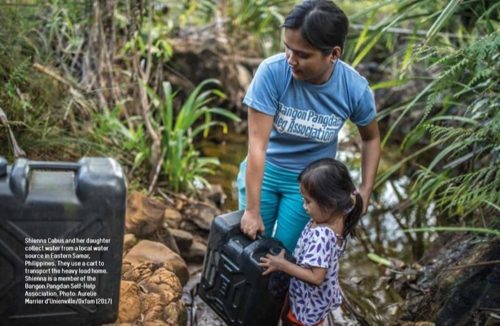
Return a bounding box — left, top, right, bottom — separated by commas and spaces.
282, 0, 349, 55
298, 158, 362, 239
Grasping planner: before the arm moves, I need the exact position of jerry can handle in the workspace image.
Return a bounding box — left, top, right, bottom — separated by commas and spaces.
0, 157, 7, 177
28, 161, 80, 171
255, 234, 282, 255
9, 159, 80, 200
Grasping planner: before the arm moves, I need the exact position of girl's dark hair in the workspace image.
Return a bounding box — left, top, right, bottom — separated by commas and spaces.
282, 0, 349, 55
298, 158, 362, 239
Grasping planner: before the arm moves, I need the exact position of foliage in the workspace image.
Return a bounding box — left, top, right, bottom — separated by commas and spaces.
91, 107, 151, 177
173, 0, 293, 56
116, 1, 243, 193
364, 0, 500, 223
0, 0, 131, 163
5, 58, 33, 116
0, 3, 88, 161
222, 0, 291, 56
150, 79, 241, 193
0, 0, 244, 194
410, 30, 500, 217
343, 0, 497, 66
93, 78, 241, 193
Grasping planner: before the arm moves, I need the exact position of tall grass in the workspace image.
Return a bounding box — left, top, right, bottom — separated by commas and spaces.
355, 0, 500, 224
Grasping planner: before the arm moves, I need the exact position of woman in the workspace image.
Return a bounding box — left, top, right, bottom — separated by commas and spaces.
238, 0, 380, 252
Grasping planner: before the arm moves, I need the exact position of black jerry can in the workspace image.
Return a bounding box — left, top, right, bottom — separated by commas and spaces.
0, 157, 127, 326
199, 210, 294, 326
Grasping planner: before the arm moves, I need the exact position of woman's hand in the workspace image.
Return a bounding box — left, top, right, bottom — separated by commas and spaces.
240, 209, 265, 240
259, 249, 286, 275
359, 187, 371, 215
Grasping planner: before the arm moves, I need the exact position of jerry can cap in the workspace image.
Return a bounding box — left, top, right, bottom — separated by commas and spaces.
0, 157, 6, 177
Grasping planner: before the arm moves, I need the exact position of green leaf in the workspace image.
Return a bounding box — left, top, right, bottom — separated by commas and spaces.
425, 0, 461, 43
367, 253, 391, 266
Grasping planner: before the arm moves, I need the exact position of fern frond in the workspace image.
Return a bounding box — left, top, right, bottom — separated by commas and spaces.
410, 28, 500, 218
6, 58, 31, 100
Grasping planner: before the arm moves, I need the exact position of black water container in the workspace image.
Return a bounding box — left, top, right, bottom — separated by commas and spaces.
199, 210, 294, 326
0, 157, 127, 326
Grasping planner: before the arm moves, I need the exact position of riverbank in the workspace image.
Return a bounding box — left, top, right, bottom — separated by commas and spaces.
113, 189, 500, 326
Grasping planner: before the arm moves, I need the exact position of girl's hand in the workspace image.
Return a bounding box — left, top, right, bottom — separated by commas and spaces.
259, 249, 286, 275
241, 210, 265, 240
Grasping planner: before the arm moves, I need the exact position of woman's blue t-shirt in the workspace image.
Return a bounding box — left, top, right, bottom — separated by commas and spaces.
243, 53, 376, 172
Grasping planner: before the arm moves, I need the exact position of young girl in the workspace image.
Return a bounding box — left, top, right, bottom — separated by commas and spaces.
258, 158, 363, 326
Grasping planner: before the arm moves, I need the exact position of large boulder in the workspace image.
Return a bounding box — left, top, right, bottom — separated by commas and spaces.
124, 239, 189, 286
115, 261, 187, 326
126, 192, 167, 237
169, 228, 194, 252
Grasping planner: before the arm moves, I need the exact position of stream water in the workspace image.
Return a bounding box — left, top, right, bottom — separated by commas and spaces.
196, 123, 437, 325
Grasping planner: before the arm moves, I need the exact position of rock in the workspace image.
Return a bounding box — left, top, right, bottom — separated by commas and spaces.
116, 281, 141, 323
145, 264, 183, 304
121, 259, 134, 275
403, 235, 500, 326
181, 241, 207, 264
181, 220, 201, 232
204, 184, 227, 206
175, 200, 184, 211
124, 239, 189, 286
123, 233, 137, 254
164, 208, 183, 229
119, 261, 186, 326
169, 228, 194, 252
122, 260, 152, 282
145, 227, 181, 255
164, 301, 188, 326
183, 203, 219, 231
166, 38, 253, 113
126, 192, 167, 237
194, 295, 226, 326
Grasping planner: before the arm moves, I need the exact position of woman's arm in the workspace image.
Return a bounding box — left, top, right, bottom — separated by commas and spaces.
259, 249, 327, 286
356, 118, 381, 215
240, 107, 274, 239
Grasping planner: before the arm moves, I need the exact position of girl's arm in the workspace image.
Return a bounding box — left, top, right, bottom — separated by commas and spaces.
240, 107, 274, 239
259, 249, 327, 286
356, 118, 381, 215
